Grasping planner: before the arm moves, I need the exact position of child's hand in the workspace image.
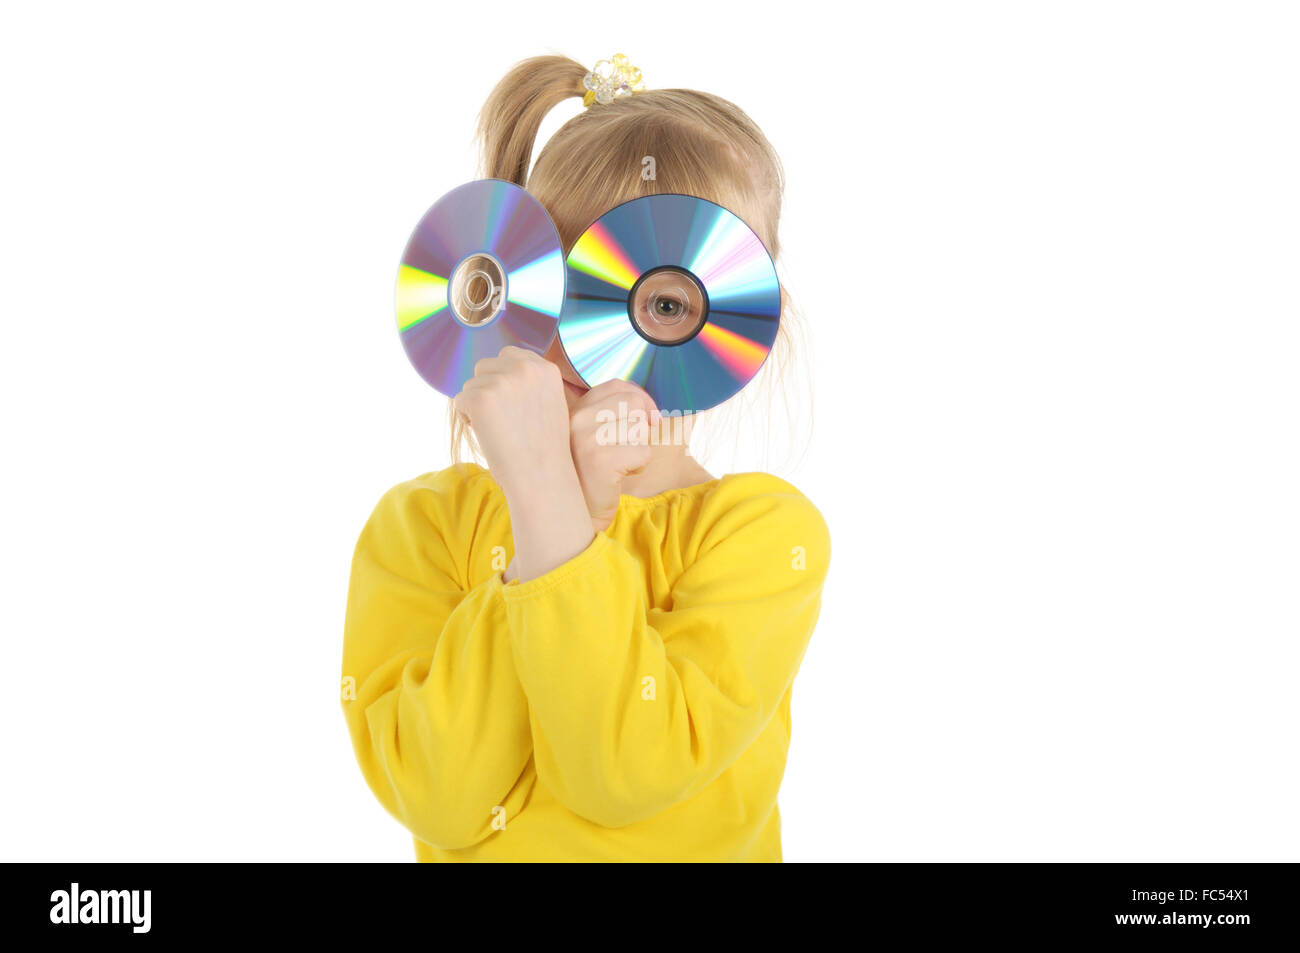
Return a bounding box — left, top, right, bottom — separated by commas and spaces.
569, 380, 662, 531
456, 347, 594, 582
453, 346, 573, 496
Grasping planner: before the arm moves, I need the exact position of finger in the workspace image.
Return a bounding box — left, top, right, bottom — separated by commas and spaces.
579, 378, 651, 402
574, 441, 653, 477
604, 443, 654, 473
497, 344, 547, 363
578, 380, 661, 424
571, 397, 654, 430
574, 411, 660, 449
457, 372, 499, 394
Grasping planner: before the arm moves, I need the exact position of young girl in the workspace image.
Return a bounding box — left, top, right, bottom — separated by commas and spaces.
341, 55, 830, 862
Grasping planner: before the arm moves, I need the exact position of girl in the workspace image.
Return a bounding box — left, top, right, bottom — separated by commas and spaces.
341, 55, 830, 862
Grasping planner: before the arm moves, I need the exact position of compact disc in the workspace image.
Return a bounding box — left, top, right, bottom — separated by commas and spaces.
395, 179, 566, 396
557, 194, 781, 412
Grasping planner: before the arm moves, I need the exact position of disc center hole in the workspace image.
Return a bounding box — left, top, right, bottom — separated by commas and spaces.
629, 268, 708, 345
450, 253, 506, 327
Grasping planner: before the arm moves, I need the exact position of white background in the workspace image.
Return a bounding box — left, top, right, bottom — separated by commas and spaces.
1, 1, 1297, 861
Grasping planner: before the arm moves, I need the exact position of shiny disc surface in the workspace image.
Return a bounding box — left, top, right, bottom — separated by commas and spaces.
558, 194, 781, 412
396, 179, 565, 396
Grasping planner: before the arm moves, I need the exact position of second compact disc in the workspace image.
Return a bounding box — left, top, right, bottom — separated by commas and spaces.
557, 194, 781, 412
395, 179, 566, 397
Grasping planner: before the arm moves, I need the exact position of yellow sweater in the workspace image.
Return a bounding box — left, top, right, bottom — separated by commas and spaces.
341, 463, 830, 862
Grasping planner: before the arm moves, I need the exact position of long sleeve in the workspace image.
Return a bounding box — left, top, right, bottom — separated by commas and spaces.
340, 466, 533, 850
500, 485, 830, 829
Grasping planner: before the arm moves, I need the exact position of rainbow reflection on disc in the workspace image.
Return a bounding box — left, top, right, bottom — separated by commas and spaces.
558, 194, 781, 413
396, 179, 565, 397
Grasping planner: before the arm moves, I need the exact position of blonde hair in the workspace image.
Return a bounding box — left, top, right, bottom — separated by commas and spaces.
450, 55, 804, 468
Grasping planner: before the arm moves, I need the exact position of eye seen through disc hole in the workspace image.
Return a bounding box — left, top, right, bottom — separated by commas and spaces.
628, 266, 709, 346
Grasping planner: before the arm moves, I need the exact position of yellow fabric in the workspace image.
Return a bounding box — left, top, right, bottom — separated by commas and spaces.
341, 462, 830, 861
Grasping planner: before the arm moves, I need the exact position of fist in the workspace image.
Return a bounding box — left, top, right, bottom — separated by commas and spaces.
568, 380, 662, 531
453, 346, 572, 492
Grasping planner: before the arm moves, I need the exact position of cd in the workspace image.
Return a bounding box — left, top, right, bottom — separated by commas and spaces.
395, 179, 566, 396
557, 194, 781, 413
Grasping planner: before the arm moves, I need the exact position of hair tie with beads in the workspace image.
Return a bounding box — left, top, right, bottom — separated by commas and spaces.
582, 54, 646, 107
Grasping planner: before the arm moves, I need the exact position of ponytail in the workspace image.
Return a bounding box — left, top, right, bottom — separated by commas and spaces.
476, 56, 587, 184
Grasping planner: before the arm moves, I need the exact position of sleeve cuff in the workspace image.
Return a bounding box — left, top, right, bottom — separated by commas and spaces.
500, 532, 613, 603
